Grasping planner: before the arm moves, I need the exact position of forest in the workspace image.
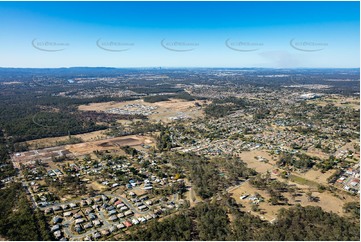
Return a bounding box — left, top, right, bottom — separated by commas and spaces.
164, 152, 256, 199
126, 200, 360, 241
0, 130, 16, 182
204, 97, 251, 118
0, 88, 136, 143
0, 183, 52, 240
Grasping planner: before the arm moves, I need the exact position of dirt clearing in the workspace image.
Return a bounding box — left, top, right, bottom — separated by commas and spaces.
65, 135, 154, 156
237, 150, 277, 173
78, 98, 206, 123
22, 130, 108, 150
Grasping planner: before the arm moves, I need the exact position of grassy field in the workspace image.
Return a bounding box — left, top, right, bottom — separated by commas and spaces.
288, 174, 320, 187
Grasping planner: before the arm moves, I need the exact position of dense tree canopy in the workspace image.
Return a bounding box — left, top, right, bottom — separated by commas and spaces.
0, 183, 52, 240
126, 202, 360, 241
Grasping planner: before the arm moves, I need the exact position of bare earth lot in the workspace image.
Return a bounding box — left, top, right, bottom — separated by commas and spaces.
78, 98, 206, 122
23, 130, 108, 150
12, 135, 155, 168
65, 135, 154, 156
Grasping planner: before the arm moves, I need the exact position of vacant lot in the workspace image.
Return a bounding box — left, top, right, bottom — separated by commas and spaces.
87, 181, 107, 192
78, 98, 206, 122
237, 150, 276, 173
294, 168, 336, 186
229, 180, 355, 222
12, 135, 155, 168
65, 135, 155, 156
305, 148, 329, 160
11, 146, 73, 169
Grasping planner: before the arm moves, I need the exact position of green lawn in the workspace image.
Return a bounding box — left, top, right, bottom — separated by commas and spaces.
289, 174, 319, 187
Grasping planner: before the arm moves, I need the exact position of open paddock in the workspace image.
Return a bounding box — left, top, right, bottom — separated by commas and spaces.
237, 150, 277, 173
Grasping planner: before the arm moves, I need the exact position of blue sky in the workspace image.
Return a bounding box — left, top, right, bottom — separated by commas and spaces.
0, 1, 359, 68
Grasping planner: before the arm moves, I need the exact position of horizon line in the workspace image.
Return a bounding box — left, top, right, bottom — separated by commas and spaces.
0, 66, 360, 70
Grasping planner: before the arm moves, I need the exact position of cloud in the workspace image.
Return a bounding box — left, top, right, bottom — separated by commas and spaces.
258, 50, 300, 68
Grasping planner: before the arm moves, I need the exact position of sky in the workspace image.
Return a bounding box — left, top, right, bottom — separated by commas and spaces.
0, 1, 359, 68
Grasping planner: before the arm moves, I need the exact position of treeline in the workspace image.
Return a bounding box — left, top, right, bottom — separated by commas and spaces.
126, 202, 230, 241
44, 174, 87, 197
126, 213, 194, 240
290, 103, 360, 140
157, 129, 173, 151
232, 204, 360, 240
129, 86, 184, 94
266, 205, 360, 240
277, 152, 316, 171
0, 183, 52, 240
121, 146, 139, 156
315, 155, 349, 172
4, 111, 107, 143
0, 131, 16, 181
143, 95, 170, 103
143, 92, 197, 103
129, 120, 164, 135
81, 111, 147, 122
250, 172, 290, 205
126, 200, 360, 241
343, 202, 360, 219
204, 97, 249, 118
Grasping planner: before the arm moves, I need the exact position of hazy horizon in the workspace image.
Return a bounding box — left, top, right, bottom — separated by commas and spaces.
0, 66, 360, 69
0, 1, 359, 68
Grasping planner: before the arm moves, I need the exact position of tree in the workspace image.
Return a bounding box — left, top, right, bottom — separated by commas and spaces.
343, 202, 360, 218
251, 203, 260, 212
306, 191, 313, 202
